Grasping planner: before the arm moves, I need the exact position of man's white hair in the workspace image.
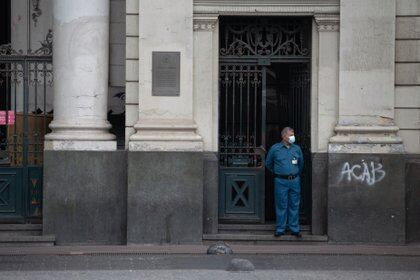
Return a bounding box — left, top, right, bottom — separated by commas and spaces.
281, 127, 294, 138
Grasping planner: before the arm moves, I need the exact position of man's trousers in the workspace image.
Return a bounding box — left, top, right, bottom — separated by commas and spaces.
274, 176, 301, 233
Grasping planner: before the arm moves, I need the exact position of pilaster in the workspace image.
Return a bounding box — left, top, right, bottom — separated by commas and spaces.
329, 0, 403, 153
193, 15, 219, 152
314, 13, 340, 152
129, 0, 203, 152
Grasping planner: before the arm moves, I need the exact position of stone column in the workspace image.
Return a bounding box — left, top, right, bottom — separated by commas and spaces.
129, 0, 203, 151
312, 14, 339, 236
45, 0, 116, 151
329, 0, 403, 153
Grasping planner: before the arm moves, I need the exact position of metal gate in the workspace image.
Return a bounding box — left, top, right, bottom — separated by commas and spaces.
218, 17, 311, 223
0, 31, 53, 223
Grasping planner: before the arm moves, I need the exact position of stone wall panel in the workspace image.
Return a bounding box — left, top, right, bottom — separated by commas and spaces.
396, 17, 420, 39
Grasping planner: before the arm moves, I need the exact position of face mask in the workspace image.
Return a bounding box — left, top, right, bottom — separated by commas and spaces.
288, 135, 296, 144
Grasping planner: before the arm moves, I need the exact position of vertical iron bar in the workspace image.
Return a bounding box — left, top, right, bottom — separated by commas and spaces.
246, 65, 250, 149
23, 59, 29, 220
253, 67, 257, 149
43, 62, 47, 165
34, 62, 38, 165
13, 63, 17, 165
5, 63, 9, 153
239, 66, 243, 144
224, 66, 228, 159
27, 0, 31, 50
232, 66, 235, 148
261, 67, 267, 149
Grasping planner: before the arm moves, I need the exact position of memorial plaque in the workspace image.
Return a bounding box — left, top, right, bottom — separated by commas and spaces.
152, 52, 180, 96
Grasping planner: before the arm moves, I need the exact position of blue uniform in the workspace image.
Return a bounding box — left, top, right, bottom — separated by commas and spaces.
265, 142, 304, 234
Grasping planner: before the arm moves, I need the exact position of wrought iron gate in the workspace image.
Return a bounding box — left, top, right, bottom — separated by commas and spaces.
218, 17, 311, 223
0, 31, 53, 223
218, 64, 267, 222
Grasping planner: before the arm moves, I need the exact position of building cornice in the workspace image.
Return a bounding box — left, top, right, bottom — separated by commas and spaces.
193, 0, 340, 15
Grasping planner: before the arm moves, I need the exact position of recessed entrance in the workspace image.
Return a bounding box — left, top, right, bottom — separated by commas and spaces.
218, 17, 312, 228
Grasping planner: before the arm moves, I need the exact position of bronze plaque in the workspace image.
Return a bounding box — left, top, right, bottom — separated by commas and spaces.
152, 52, 180, 96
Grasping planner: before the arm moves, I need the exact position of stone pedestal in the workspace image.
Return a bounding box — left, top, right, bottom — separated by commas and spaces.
406, 159, 420, 242
45, 0, 116, 151
328, 153, 405, 243
43, 151, 127, 245
203, 152, 219, 235
127, 152, 203, 244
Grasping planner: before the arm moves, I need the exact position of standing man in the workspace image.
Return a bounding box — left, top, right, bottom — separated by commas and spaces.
265, 127, 304, 237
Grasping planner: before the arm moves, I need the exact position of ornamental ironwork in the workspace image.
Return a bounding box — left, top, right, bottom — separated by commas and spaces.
220, 18, 311, 58
219, 64, 264, 168
32, 0, 42, 25
0, 29, 52, 57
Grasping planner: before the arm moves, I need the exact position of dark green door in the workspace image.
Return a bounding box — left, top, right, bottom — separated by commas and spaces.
0, 168, 23, 222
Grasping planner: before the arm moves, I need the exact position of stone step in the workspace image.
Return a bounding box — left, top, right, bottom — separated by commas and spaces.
0, 235, 55, 247
203, 233, 328, 243
218, 224, 311, 235
0, 224, 42, 237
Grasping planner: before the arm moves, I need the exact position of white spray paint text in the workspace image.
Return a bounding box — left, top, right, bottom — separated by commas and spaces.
339, 160, 386, 186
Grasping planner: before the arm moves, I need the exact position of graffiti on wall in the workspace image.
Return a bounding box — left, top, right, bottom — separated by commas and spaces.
339, 160, 386, 186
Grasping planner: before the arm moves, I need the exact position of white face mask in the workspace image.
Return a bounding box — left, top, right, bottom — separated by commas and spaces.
288, 135, 296, 144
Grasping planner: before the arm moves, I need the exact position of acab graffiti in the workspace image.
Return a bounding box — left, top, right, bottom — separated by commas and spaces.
339, 160, 386, 186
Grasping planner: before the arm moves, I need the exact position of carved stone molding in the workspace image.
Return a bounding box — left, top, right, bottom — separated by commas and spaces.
314, 14, 340, 32
194, 0, 340, 15
193, 16, 218, 31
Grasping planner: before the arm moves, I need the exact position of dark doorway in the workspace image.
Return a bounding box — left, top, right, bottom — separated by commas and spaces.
218, 17, 312, 226
265, 62, 311, 224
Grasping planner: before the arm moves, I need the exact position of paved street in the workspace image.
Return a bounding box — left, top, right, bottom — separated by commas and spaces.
1, 253, 419, 279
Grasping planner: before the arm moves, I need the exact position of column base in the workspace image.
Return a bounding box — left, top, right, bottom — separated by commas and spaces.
329, 125, 404, 153
129, 120, 203, 152
44, 120, 117, 151
44, 140, 116, 151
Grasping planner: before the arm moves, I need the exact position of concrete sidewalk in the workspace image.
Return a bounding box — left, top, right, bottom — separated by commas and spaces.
1, 270, 420, 280
1, 243, 420, 256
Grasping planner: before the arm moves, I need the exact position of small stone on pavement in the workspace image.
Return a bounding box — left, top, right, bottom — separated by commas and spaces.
207, 242, 233, 255
227, 258, 255, 272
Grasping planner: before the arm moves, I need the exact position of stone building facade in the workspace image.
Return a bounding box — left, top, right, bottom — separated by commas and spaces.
0, 0, 419, 245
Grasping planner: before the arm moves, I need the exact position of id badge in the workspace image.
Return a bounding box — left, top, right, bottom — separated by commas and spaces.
291, 157, 298, 165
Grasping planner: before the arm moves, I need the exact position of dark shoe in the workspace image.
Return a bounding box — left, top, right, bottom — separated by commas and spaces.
291, 231, 302, 238
274, 231, 285, 237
